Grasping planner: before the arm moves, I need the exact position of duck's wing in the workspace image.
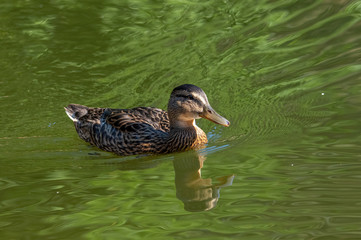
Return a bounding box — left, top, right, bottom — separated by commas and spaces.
66, 105, 170, 155
92, 107, 169, 155
103, 107, 170, 133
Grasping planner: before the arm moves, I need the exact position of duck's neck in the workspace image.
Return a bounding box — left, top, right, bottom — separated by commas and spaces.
166, 120, 208, 153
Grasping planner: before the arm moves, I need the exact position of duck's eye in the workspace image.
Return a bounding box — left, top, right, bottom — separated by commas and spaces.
187, 95, 195, 100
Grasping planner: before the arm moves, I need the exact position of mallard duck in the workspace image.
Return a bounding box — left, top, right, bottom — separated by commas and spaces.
65, 84, 230, 155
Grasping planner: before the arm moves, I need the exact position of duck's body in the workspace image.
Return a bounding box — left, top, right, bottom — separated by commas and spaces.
65, 84, 229, 156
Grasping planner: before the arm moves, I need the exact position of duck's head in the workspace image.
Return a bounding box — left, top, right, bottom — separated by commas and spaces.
167, 84, 230, 128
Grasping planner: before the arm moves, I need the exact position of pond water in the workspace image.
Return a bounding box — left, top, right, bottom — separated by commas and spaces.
1, 0, 361, 239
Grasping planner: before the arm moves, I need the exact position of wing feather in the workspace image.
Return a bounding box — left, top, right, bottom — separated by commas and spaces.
102, 107, 170, 133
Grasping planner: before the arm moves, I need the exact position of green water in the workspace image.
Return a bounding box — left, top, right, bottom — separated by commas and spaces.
1, 0, 361, 239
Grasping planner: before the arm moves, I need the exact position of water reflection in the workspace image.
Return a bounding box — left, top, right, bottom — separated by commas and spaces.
105, 150, 235, 212
173, 151, 234, 212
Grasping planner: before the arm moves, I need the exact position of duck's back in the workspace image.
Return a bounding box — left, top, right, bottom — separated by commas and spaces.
65, 104, 170, 155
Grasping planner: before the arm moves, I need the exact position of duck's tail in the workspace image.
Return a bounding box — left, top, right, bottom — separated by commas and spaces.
65, 104, 103, 144
64, 104, 89, 122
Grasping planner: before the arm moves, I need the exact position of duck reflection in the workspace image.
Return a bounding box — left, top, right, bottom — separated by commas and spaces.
173, 151, 234, 212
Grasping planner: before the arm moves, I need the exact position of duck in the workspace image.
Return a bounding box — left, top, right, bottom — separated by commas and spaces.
64, 84, 230, 156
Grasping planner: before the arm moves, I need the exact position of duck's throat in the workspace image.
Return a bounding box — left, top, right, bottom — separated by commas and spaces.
167, 124, 208, 153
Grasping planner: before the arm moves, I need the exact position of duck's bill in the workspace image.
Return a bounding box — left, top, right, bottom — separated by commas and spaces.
201, 107, 230, 127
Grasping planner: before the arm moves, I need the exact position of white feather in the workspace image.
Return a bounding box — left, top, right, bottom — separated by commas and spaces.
65, 108, 78, 122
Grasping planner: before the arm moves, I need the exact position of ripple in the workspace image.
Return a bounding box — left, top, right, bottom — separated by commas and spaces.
1, 0, 361, 239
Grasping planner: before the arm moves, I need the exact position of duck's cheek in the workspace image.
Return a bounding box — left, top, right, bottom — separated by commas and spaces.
176, 111, 200, 122
176, 101, 190, 111
194, 112, 202, 119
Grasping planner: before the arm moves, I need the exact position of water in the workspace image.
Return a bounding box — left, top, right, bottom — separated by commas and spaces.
1, 0, 361, 239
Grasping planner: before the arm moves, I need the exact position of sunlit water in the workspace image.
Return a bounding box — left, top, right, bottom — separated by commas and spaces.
1, 0, 361, 239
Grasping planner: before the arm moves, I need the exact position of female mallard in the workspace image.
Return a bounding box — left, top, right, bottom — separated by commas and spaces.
65, 84, 229, 155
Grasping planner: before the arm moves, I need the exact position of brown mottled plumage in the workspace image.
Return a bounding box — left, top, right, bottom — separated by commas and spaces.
65, 84, 230, 156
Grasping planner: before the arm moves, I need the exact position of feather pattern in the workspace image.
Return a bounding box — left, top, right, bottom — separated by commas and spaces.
65, 84, 229, 156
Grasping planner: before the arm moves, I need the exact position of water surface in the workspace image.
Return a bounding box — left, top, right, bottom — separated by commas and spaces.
1, 0, 361, 239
